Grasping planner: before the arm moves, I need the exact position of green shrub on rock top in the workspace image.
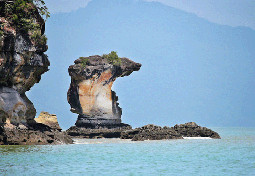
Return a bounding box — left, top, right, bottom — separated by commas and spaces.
102, 51, 121, 66
79, 57, 89, 68
4, 0, 50, 32
2, 0, 50, 49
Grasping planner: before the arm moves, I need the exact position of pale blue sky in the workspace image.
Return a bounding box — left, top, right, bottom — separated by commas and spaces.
145, 0, 255, 29
45, 0, 255, 29
32, 0, 255, 129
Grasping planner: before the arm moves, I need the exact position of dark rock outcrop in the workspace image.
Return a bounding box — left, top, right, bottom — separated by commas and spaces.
67, 123, 131, 139
0, 3, 72, 145
120, 123, 221, 141
0, 12, 49, 127
121, 124, 183, 141
67, 54, 141, 137
173, 122, 221, 139
0, 122, 73, 145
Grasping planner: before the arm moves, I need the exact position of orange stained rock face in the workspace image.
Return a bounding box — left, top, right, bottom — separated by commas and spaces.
78, 69, 114, 115
0, 58, 4, 66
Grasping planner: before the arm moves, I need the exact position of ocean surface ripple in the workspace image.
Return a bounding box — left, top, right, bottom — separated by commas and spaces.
0, 127, 254, 176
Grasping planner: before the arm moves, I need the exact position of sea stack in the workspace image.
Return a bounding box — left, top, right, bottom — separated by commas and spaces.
67, 52, 141, 138
0, 20, 49, 126
0, 1, 72, 145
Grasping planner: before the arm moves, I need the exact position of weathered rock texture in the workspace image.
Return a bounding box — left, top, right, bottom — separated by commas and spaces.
0, 122, 73, 145
120, 122, 221, 141
67, 123, 132, 139
0, 15, 49, 126
67, 55, 141, 137
121, 124, 183, 141
0, 3, 72, 145
173, 122, 221, 139
35, 111, 62, 131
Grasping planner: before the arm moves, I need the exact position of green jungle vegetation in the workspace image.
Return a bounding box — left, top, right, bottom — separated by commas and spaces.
0, 0, 50, 47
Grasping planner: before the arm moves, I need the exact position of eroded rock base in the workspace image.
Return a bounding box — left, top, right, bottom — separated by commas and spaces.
0, 123, 73, 145
75, 115, 122, 127
67, 123, 132, 139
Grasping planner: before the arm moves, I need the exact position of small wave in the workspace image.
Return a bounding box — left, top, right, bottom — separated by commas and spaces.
72, 138, 132, 144
183, 137, 212, 139
72, 137, 213, 144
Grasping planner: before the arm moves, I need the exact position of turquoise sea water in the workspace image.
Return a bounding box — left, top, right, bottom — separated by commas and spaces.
0, 128, 255, 176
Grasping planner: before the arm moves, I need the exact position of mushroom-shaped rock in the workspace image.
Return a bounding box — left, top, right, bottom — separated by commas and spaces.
67, 53, 141, 137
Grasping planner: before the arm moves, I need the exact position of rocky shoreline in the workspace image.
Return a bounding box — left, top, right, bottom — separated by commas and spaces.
0, 111, 73, 145
67, 122, 220, 141
0, 118, 221, 145
0, 122, 72, 145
